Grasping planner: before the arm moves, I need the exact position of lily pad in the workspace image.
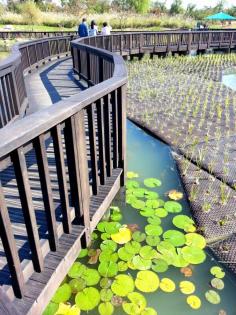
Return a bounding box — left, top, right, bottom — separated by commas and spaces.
146, 235, 161, 246
144, 178, 162, 188
155, 208, 168, 218
140, 245, 158, 259
168, 190, 183, 201
132, 255, 152, 270
69, 278, 86, 293
125, 241, 141, 254
140, 207, 155, 217
97, 221, 108, 232
105, 222, 122, 235
55, 303, 80, 315
185, 233, 206, 249
147, 216, 162, 225
68, 262, 86, 279
98, 302, 114, 315
145, 224, 163, 236
127, 171, 139, 179
163, 230, 186, 247
118, 261, 128, 272
126, 180, 140, 189
141, 308, 157, 315
99, 250, 118, 263
210, 266, 225, 279
118, 247, 134, 261
78, 248, 88, 258
145, 191, 159, 200
146, 200, 162, 209
164, 201, 182, 213
111, 227, 132, 244
126, 194, 137, 204
101, 233, 111, 240
98, 261, 118, 278
179, 281, 195, 294
111, 212, 123, 222
133, 188, 147, 198
75, 287, 100, 311
43, 303, 59, 315
52, 284, 72, 303
135, 271, 159, 292
100, 278, 112, 289
151, 259, 168, 273
131, 199, 146, 210
100, 240, 117, 252
172, 215, 196, 232
181, 246, 206, 264
100, 288, 113, 302
132, 231, 146, 242
211, 278, 224, 290
123, 292, 147, 314
160, 278, 176, 293
111, 274, 134, 297
205, 290, 221, 304
81, 268, 100, 286
187, 295, 201, 309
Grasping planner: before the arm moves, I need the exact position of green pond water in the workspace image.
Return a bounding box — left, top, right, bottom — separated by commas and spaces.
45, 119, 236, 315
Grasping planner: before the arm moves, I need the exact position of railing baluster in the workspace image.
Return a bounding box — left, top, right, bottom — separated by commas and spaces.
34, 135, 58, 251
96, 98, 106, 185
87, 104, 99, 195
51, 125, 71, 234
11, 147, 44, 272
0, 183, 24, 298
111, 90, 118, 169
103, 94, 112, 178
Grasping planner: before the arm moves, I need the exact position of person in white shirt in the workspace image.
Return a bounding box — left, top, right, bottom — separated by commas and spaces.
101, 22, 112, 35
89, 20, 98, 37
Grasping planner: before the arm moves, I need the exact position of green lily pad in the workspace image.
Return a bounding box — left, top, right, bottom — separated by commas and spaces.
157, 241, 176, 254
118, 261, 128, 272
146, 235, 161, 246
100, 288, 113, 302
146, 200, 162, 209
118, 247, 135, 261
164, 201, 182, 213
185, 233, 206, 249
147, 216, 162, 225
151, 259, 169, 273
205, 290, 221, 304
97, 221, 108, 232
126, 194, 137, 204
100, 240, 117, 252
132, 255, 152, 270
144, 178, 162, 188
78, 248, 88, 258
52, 284, 71, 303
100, 278, 112, 289
91, 232, 98, 240
163, 230, 186, 247
125, 241, 141, 254
171, 253, 189, 268
69, 278, 86, 293
81, 268, 100, 286
181, 246, 206, 264
105, 222, 121, 235
140, 207, 155, 217
141, 308, 157, 315
211, 278, 224, 290
145, 191, 159, 200
133, 188, 147, 198
155, 208, 168, 218
135, 270, 160, 292
131, 199, 146, 210
172, 215, 196, 232
123, 292, 147, 314
210, 266, 225, 279
111, 212, 123, 222
99, 250, 118, 263
75, 287, 100, 310
126, 180, 140, 189
132, 231, 146, 242
140, 245, 158, 259
98, 302, 114, 315
145, 224, 163, 236
43, 302, 58, 315
68, 262, 86, 279
98, 261, 118, 278
111, 274, 134, 297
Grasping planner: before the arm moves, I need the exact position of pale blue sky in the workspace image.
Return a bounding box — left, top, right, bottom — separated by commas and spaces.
165, 0, 235, 8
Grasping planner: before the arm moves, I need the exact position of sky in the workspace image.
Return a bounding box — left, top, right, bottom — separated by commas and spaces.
165, 0, 236, 9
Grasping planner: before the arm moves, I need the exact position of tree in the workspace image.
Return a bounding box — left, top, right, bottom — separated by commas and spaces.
185, 3, 196, 18
112, 0, 150, 13
152, 0, 167, 14
169, 0, 183, 15
20, 1, 42, 30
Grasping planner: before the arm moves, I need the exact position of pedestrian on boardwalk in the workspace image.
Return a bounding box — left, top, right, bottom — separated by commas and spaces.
78, 18, 89, 37
89, 20, 98, 36
101, 22, 112, 35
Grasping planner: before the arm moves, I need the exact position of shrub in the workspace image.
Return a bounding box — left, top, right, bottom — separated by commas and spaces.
20, 1, 42, 26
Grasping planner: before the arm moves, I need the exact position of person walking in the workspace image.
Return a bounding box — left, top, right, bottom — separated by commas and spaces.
101, 22, 112, 35
78, 18, 89, 37
89, 20, 98, 36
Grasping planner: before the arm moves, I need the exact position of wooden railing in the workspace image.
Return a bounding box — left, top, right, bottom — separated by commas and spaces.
0, 31, 77, 39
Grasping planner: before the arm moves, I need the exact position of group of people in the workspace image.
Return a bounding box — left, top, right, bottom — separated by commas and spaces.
78, 18, 112, 37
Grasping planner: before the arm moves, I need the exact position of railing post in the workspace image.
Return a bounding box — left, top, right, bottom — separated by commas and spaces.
187, 32, 192, 54
208, 32, 212, 48
120, 34, 123, 55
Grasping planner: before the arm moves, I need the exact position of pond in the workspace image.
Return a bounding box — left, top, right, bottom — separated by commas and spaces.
44, 120, 236, 315
222, 68, 236, 91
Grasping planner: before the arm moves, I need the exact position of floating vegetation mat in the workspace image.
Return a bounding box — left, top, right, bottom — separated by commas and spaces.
44, 168, 236, 315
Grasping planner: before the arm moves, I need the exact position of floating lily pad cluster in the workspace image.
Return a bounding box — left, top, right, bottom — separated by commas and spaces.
44, 172, 227, 315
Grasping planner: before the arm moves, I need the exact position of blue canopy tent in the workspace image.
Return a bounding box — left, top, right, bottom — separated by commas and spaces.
205, 12, 236, 21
